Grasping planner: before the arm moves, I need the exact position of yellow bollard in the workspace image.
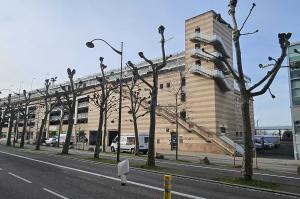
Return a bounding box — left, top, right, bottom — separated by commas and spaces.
164, 175, 172, 199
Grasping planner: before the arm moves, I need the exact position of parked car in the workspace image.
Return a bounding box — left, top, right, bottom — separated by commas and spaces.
45, 137, 57, 146
110, 134, 149, 154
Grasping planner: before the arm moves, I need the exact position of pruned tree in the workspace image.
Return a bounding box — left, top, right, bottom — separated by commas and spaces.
35, 78, 57, 150
127, 25, 172, 166
202, 0, 292, 180
103, 87, 118, 152
56, 68, 84, 154
123, 77, 150, 155
90, 57, 118, 158
6, 102, 18, 146
19, 90, 32, 148
0, 94, 12, 138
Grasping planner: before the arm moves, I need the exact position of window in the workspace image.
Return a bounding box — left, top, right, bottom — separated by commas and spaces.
144, 137, 149, 143
195, 27, 200, 33
220, 127, 226, 134
195, 43, 201, 49
127, 137, 135, 144
157, 139, 160, 144
180, 110, 186, 120
195, 60, 201, 65
181, 77, 186, 86
236, 132, 239, 137
160, 83, 163, 89
240, 132, 243, 137
166, 82, 170, 88
181, 92, 186, 102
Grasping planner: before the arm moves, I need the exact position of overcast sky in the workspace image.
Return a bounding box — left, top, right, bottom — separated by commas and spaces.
0, 0, 299, 126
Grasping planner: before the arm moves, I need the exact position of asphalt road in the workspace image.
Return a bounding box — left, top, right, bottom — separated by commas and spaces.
0, 146, 299, 199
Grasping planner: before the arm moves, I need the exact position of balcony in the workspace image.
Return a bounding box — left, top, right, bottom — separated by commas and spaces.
77, 113, 88, 119
190, 65, 232, 92
190, 32, 229, 58
78, 102, 89, 109
190, 49, 226, 71
50, 116, 60, 121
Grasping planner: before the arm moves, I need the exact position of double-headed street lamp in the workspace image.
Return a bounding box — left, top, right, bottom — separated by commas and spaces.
86, 39, 123, 162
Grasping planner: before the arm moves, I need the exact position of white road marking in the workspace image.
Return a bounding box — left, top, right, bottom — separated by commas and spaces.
8, 172, 32, 183
0, 150, 205, 199
43, 188, 69, 199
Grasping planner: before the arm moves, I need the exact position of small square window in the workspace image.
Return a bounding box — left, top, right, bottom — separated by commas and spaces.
181, 93, 186, 102
157, 139, 160, 144
160, 84, 163, 89
195, 60, 201, 65
166, 82, 170, 88
195, 43, 201, 49
195, 27, 200, 33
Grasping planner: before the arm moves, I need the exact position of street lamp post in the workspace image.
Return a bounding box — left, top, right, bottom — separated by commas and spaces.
86, 39, 123, 162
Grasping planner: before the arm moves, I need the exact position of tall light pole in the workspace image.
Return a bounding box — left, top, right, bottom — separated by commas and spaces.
86, 39, 123, 162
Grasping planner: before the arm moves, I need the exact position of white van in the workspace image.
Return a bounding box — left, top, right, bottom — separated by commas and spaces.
110, 134, 149, 154
55, 134, 75, 145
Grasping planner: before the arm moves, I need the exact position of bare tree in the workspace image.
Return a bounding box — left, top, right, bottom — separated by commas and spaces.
35, 78, 57, 150
163, 68, 185, 160
103, 87, 118, 152
90, 57, 118, 158
127, 25, 171, 166
0, 94, 12, 138
19, 90, 31, 148
123, 77, 150, 155
202, 0, 292, 180
56, 68, 84, 155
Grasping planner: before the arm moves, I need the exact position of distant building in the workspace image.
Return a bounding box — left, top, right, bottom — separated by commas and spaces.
288, 42, 300, 160
0, 11, 254, 155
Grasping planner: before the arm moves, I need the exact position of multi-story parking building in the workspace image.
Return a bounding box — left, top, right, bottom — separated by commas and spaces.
0, 11, 254, 155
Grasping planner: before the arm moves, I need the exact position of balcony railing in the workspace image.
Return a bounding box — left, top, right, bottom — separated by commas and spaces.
50, 116, 60, 121
78, 102, 89, 108
190, 64, 232, 92
190, 49, 226, 71
77, 113, 88, 119
190, 32, 229, 58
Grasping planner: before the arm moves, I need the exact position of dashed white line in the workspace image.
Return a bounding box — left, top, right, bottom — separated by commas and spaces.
43, 188, 69, 199
8, 172, 32, 183
0, 150, 205, 199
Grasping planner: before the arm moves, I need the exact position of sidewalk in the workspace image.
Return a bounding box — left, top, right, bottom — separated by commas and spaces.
157, 149, 300, 174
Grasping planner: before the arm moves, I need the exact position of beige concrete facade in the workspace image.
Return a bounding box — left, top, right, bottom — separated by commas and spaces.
0, 11, 254, 155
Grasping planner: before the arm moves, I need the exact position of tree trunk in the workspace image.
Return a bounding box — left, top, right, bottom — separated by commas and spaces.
36, 119, 46, 150
13, 118, 18, 147
103, 100, 108, 152
20, 117, 27, 148
241, 93, 253, 180
6, 118, 13, 146
103, 114, 107, 153
62, 111, 74, 154
94, 106, 104, 158
175, 97, 179, 161
57, 115, 63, 147
147, 86, 157, 166
132, 113, 140, 156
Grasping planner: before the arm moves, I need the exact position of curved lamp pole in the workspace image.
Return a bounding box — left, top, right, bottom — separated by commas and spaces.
86, 39, 123, 162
